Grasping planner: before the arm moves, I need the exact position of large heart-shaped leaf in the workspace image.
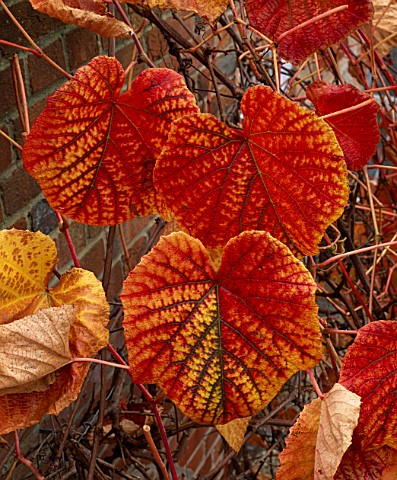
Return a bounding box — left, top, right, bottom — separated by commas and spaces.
0, 229, 109, 434
23, 56, 199, 225
307, 81, 380, 171
340, 320, 397, 451
154, 86, 348, 257
121, 231, 321, 424
245, 0, 373, 64
29, 0, 133, 38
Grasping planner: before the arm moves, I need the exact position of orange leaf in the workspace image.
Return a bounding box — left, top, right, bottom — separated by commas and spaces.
0, 229, 109, 434
307, 81, 380, 171
216, 417, 251, 453
121, 231, 321, 425
29, 0, 133, 38
334, 443, 394, 480
154, 86, 348, 257
275, 384, 360, 480
121, 0, 228, 24
0, 305, 74, 396
23, 56, 199, 225
275, 396, 321, 479
245, 0, 374, 64
340, 321, 397, 450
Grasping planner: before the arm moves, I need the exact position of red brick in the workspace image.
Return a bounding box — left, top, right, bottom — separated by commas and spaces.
57, 221, 87, 268
79, 238, 105, 278
13, 97, 48, 147
1, 167, 41, 215
106, 258, 124, 300
28, 40, 67, 94
178, 427, 208, 467
87, 225, 104, 238
0, 65, 17, 119
0, 125, 13, 172
147, 26, 169, 61
12, 217, 28, 230
115, 43, 134, 70
0, 0, 64, 58
66, 29, 99, 71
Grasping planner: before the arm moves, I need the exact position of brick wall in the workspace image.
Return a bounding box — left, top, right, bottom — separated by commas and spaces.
0, 1, 226, 477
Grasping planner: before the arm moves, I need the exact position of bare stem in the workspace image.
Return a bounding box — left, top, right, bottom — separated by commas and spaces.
143, 425, 170, 480
306, 368, 325, 400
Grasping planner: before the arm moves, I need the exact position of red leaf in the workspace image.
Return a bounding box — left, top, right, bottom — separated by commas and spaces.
307, 81, 380, 170
23, 56, 199, 225
245, 0, 374, 64
340, 321, 397, 450
121, 230, 321, 424
334, 442, 393, 480
154, 85, 348, 257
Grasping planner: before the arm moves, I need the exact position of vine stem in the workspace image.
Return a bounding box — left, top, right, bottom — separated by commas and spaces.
0, 39, 42, 57
276, 5, 349, 43
0, 129, 22, 150
13, 431, 44, 480
55, 212, 81, 268
73, 358, 131, 369
143, 425, 171, 480
306, 368, 325, 400
0, 0, 72, 79
316, 240, 397, 268
323, 329, 357, 335
319, 98, 375, 120
106, 343, 178, 480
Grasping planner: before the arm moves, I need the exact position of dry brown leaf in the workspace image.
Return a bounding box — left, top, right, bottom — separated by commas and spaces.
121, 0, 228, 24
0, 306, 75, 395
0, 229, 109, 435
275, 397, 321, 479
216, 417, 251, 453
314, 384, 361, 480
29, 0, 133, 38
364, 0, 397, 57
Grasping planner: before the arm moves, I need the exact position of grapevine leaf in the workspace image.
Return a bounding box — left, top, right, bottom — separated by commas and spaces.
23, 56, 199, 225
315, 384, 361, 479
275, 396, 321, 479
382, 448, 397, 480
0, 229, 58, 322
121, 231, 321, 425
307, 81, 380, 171
363, 0, 397, 58
275, 384, 360, 480
122, 0, 228, 24
245, 0, 374, 64
29, 0, 133, 38
0, 305, 74, 395
0, 229, 109, 434
154, 85, 348, 257
216, 417, 251, 453
340, 321, 397, 450
334, 443, 394, 480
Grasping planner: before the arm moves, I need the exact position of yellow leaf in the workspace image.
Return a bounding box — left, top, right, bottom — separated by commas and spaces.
0, 306, 75, 395
0, 229, 57, 323
216, 417, 251, 453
